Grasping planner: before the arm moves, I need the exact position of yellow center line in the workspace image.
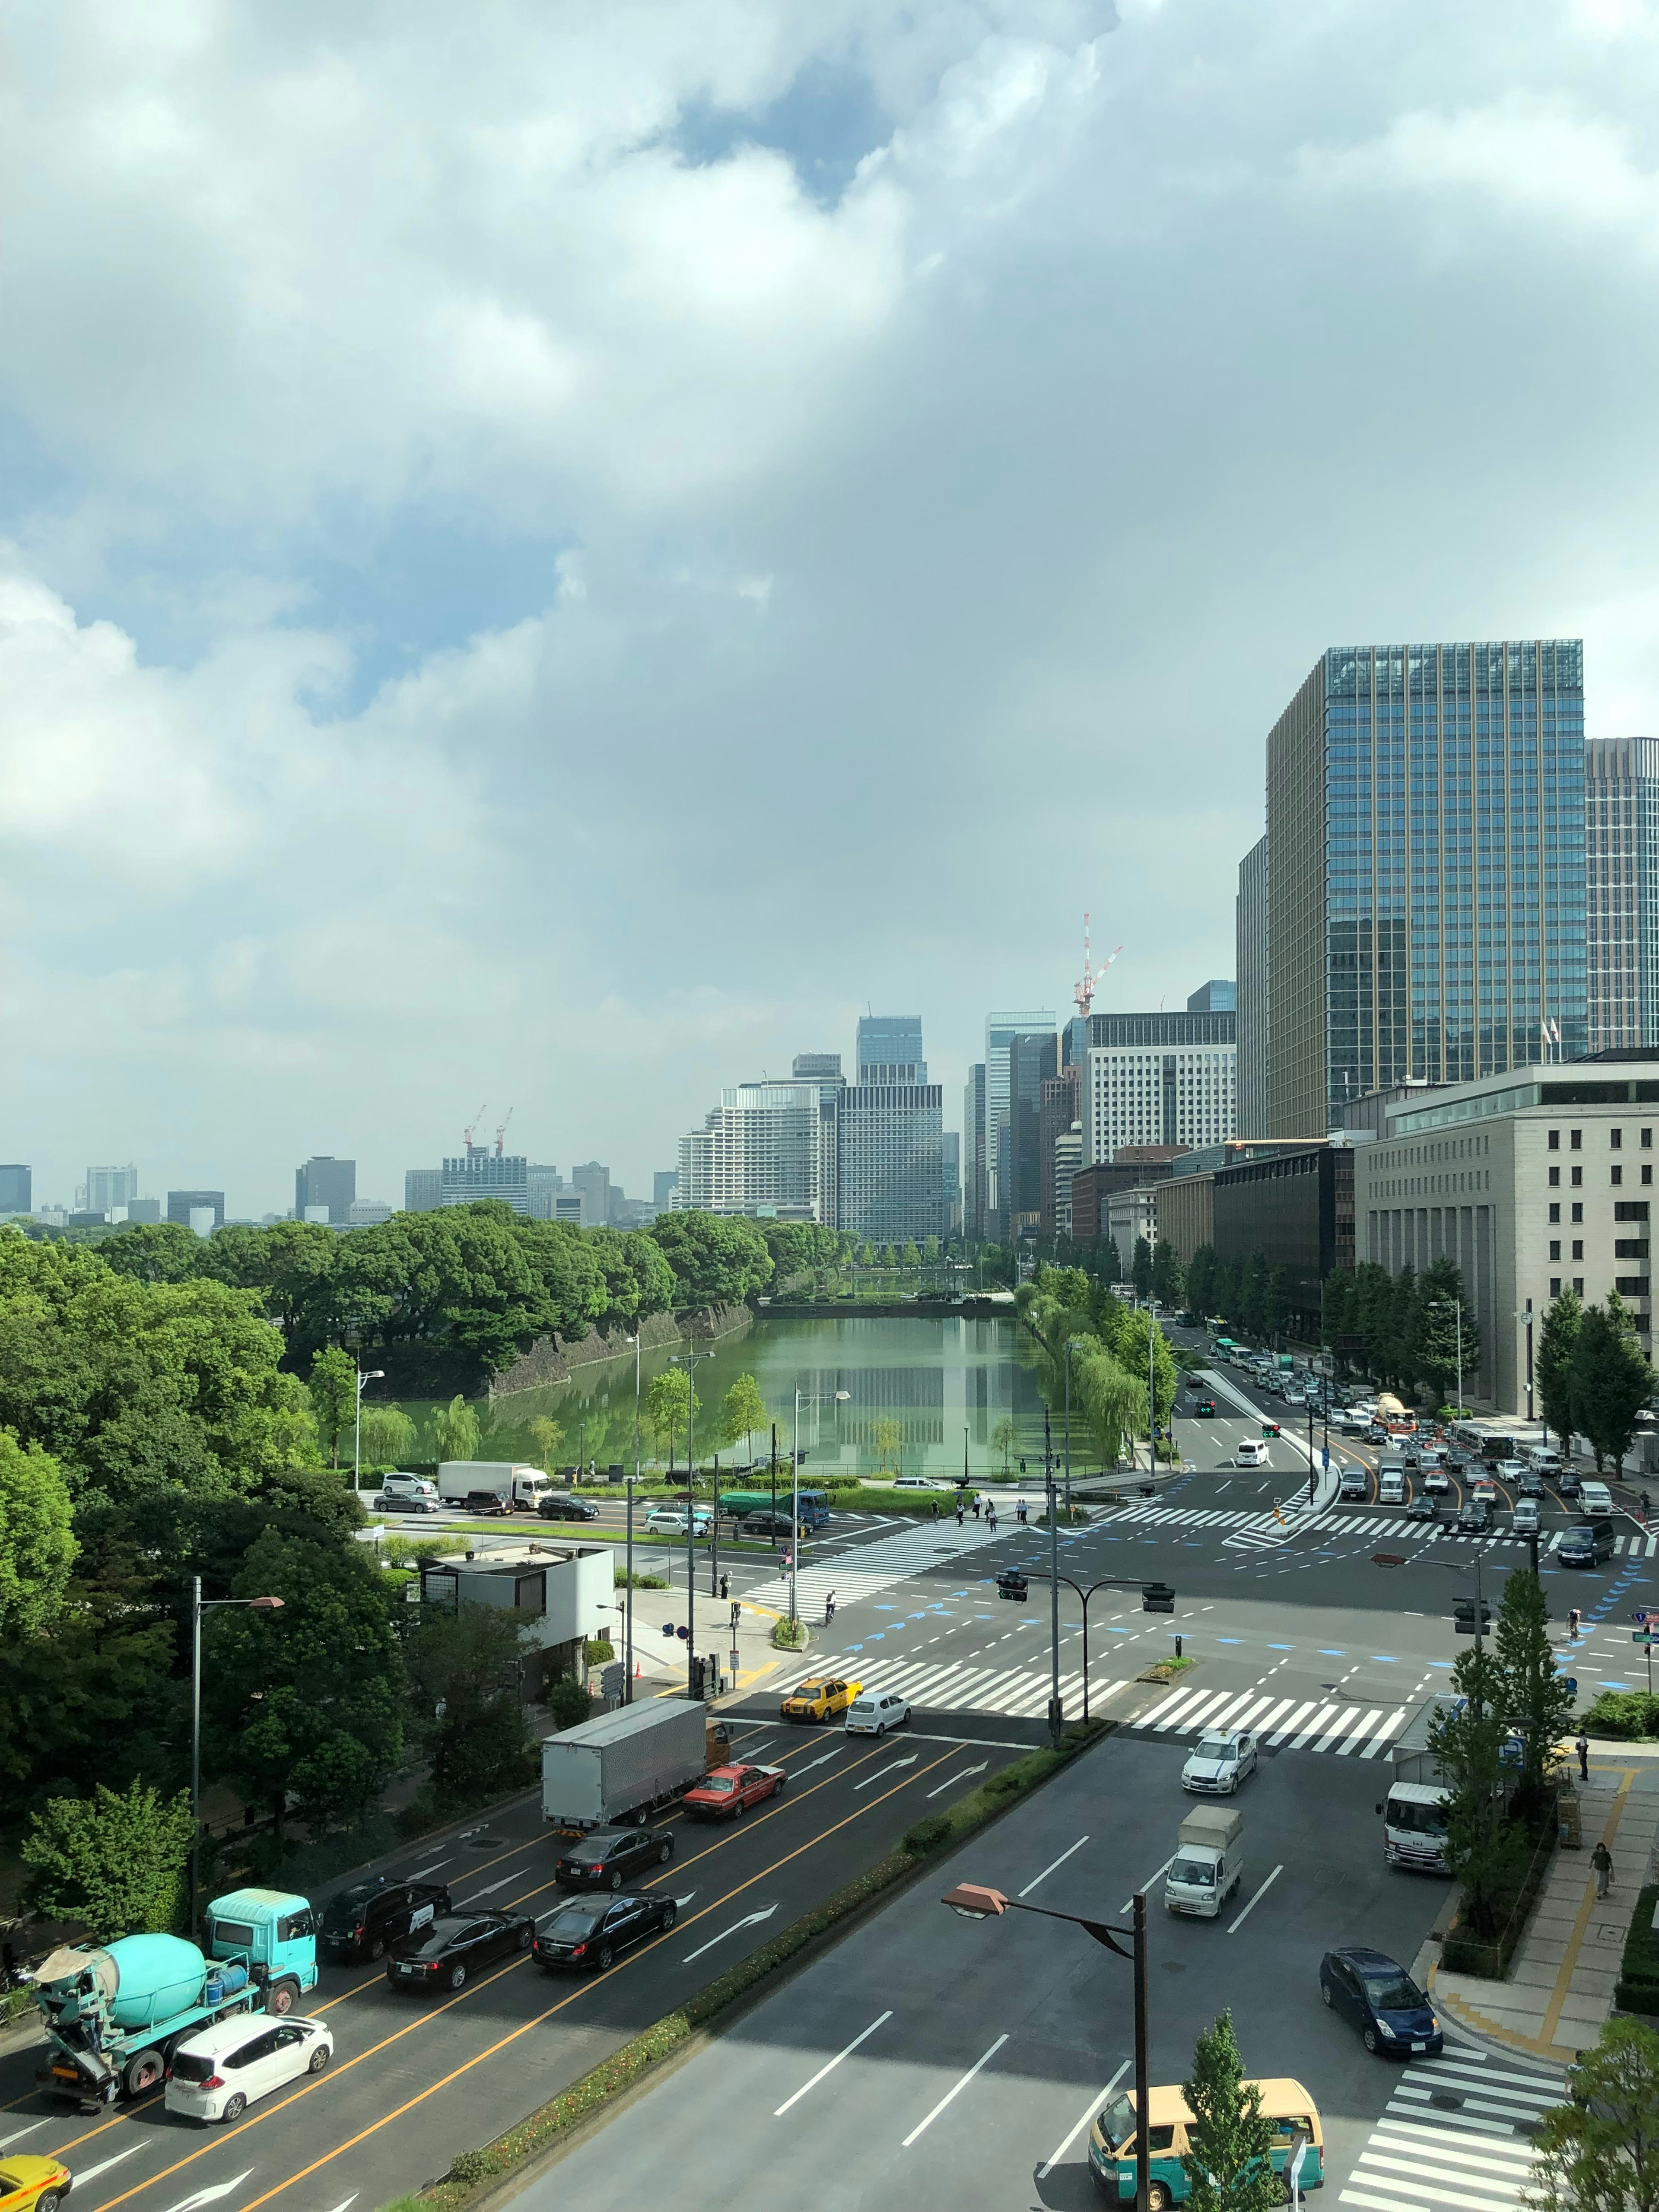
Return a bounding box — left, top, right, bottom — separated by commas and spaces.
72, 1734, 932, 2205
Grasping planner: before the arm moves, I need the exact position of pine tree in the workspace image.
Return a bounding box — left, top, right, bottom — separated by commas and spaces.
1494, 1566, 1576, 1803
1536, 1288, 1583, 1456
1132, 1236, 1155, 1302
1180, 2009, 1280, 2212
1428, 1643, 1526, 1934
1572, 1294, 1655, 1476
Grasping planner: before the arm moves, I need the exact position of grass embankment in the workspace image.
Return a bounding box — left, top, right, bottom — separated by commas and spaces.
391, 1719, 1113, 2212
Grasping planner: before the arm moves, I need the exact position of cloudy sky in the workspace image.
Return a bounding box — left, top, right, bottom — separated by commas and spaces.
4, 0, 1659, 1213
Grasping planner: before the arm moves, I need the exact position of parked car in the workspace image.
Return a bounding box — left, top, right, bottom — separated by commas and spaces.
533, 1891, 677, 1972
553, 1825, 674, 1890
846, 1689, 912, 1736
386, 1911, 537, 1991
780, 1675, 861, 1723
1181, 1729, 1258, 1796
539, 1494, 602, 1522
164, 2014, 333, 2121
319, 1877, 452, 1962
683, 1763, 787, 1818
1559, 1519, 1615, 1567
373, 1491, 443, 1516
1319, 1946, 1442, 2057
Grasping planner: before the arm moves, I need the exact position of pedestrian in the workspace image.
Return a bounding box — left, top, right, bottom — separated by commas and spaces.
973, 1498, 982, 1521
1577, 1732, 1590, 1781
1569, 1606, 1581, 1641
825, 1590, 836, 1626
1645, 1490, 1653, 1521
931, 1500, 940, 1519
955, 1503, 964, 1528
1593, 1840, 1614, 1898
1017, 1497, 1028, 1525
719, 1572, 729, 1602
782, 1545, 793, 1574
986, 1504, 997, 1533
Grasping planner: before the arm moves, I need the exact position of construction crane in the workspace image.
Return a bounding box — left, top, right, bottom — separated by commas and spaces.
495, 1107, 515, 1157
462, 1103, 488, 1156
1073, 912, 1124, 1022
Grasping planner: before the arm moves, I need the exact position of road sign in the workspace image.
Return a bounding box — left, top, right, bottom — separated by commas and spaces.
1561, 1678, 1577, 1694
1637, 1632, 1653, 1647
1321, 1448, 1331, 1469
1636, 1611, 1653, 1626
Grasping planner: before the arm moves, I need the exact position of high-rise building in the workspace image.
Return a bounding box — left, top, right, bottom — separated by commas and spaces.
1236, 836, 1270, 1136
1085, 1007, 1236, 1165
121, 1198, 162, 1224
676, 1082, 824, 1217
1585, 737, 1659, 1053
441, 1150, 529, 1212
1265, 641, 1587, 1138
835, 1016, 944, 1242
0, 1165, 31, 1215
167, 1190, 225, 1229
570, 1162, 610, 1227
855, 1016, 925, 1084
795, 1053, 847, 1226
1005, 1029, 1058, 1233
80, 1165, 140, 1214
963, 1064, 987, 1240
1051, 1123, 1083, 1237
1039, 1066, 1082, 1236
1186, 981, 1236, 1014
527, 1164, 563, 1219
653, 1169, 680, 1209
294, 1155, 356, 1224
984, 1009, 1055, 1239
404, 1168, 442, 1213
941, 1131, 962, 1236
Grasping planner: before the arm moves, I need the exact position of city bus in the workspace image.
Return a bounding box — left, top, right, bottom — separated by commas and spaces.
717, 1487, 830, 1529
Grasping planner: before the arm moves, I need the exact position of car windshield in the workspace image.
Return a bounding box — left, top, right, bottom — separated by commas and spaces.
698, 1777, 735, 1793
1170, 1855, 1216, 1887
1099, 2093, 1135, 2152
1388, 1795, 1449, 1835
546, 1902, 609, 1936
1364, 1971, 1423, 2011
1194, 1738, 1235, 1761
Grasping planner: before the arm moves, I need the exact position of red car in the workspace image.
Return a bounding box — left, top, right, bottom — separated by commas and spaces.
682, 1763, 787, 1820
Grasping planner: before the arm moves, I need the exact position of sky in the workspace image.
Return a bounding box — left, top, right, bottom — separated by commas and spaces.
7, 0, 1659, 1213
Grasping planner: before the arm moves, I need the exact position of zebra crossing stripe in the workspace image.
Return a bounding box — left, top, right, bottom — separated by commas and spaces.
1333, 1707, 1386, 1755
1287, 1702, 1341, 1748
1264, 1700, 1319, 1743
1147, 1685, 1222, 1732
1360, 1708, 1409, 1758
1334, 2042, 1561, 2212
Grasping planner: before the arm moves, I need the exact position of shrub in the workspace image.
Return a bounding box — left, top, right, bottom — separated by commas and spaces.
614, 1569, 669, 1589
1582, 1691, 1659, 1740
546, 1676, 593, 1730
446, 2153, 489, 2187
772, 1618, 809, 1651
1618, 1885, 1659, 2015
584, 1639, 615, 1666
394, 1789, 438, 1839
902, 1814, 952, 1856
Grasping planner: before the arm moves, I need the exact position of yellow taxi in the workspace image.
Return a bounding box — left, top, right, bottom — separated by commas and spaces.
780, 1674, 861, 1724
0, 2156, 72, 2212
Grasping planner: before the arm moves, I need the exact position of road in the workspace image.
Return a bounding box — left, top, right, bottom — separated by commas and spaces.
515, 1721, 1564, 2212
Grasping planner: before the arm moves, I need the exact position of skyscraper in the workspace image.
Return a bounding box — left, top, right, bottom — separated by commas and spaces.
167, 1190, 225, 1229
80, 1165, 140, 1214
676, 1083, 824, 1217
1085, 1006, 1236, 1163
1005, 1029, 1058, 1233
1265, 641, 1586, 1136
1236, 836, 1269, 1137
404, 1168, 442, 1213
839, 1017, 944, 1241
963, 1064, 987, 1240
1585, 737, 1659, 1052
653, 1169, 680, 1209
1185, 981, 1236, 1013
441, 1150, 529, 1212
570, 1161, 610, 1227
294, 1155, 356, 1223
0, 1166, 31, 1215
984, 1009, 1054, 1239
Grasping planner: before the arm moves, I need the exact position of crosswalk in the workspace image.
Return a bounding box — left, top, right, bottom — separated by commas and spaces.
780, 1646, 1110, 1722
1117, 1678, 1411, 1759
1100, 1498, 1659, 1557
1337, 2039, 1562, 2212
740, 1517, 1004, 1615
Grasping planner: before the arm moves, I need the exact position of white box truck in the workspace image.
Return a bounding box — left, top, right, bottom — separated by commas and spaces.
438, 1461, 553, 1512
542, 1700, 710, 1831
1164, 1806, 1244, 1918
1378, 1695, 1455, 1874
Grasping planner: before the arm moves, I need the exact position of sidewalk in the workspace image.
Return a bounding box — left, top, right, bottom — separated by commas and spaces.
609, 1575, 809, 1706
1430, 1755, 1659, 2060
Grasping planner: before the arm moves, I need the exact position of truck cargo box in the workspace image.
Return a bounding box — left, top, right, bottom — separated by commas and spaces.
542, 1698, 709, 1830
1177, 1805, 1243, 1853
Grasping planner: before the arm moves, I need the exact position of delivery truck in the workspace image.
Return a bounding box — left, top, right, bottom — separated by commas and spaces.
542, 1699, 710, 1831
33, 1888, 318, 2107
1164, 1806, 1244, 1919
1379, 1695, 1456, 1874
437, 1461, 553, 1512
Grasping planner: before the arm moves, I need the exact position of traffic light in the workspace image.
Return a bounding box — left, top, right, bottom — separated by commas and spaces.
1142, 1581, 1176, 1615
1453, 1597, 1492, 1636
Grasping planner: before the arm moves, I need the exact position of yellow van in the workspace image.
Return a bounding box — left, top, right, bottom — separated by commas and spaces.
1088, 2079, 1323, 2206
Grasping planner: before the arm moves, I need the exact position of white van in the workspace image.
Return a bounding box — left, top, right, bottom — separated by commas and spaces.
1235, 1439, 1269, 1468
1378, 1468, 1406, 1505
1512, 1497, 1541, 1535
1579, 1479, 1615, 1517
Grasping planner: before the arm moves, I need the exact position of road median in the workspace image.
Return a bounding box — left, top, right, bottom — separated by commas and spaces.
391, 1716, 1114, 2212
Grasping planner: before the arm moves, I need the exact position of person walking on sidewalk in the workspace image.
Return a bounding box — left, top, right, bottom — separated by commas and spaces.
1577, 1732, 1590, 1780
985, 1503, 997, 1533
1593, 1840, 1614, 1898
719, 1572, 730, 1602
1017, 1497, 1028, 1525
955, 1501, 964, 1528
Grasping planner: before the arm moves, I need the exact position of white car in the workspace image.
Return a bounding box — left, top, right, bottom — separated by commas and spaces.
846, 1689, 911, 1736
165, 2013, 333, 2123
379, 1472, 438, 1501
1422, 1465, 1450, 1496
892, 1475, 949, 1491
646, 1507, 712, 1535
1497, 1459, 1529, 1487
1181, 1729, 1258, 1795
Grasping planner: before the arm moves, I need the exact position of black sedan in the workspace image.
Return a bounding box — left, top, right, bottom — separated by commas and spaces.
1405, 1494, 1438, 1523
554, 1825, 674, 1891
320, 1877, 451, 1962
540, 1495, 602, 1522
385, 1911, 536, 1992
1320, 1945, 1443, 2057
1456, 1498, 1492, 1535
534, 1892, 677, 1972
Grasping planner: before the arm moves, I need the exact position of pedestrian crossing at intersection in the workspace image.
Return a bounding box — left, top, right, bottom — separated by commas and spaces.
1117, 1678, 1411, 1758
1335, 2037, 1562, 2212
1100, 1498, 1659, 1557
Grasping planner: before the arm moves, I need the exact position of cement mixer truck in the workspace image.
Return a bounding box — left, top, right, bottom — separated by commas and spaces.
34, 1887, 319, 2107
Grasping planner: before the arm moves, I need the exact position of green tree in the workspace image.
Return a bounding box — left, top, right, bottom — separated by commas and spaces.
644, 1369, 699, 1469
1528, 2015, 1659, 2212
1572, 1294, 1655, 1475
528, 1415, 565, 1471
22, 1779, 195, 1938
97, 1221, 204, 1284
857, 1240, 876, 1267
1131, 1236, 1154, 1302
404, 1603, 537, 1809
1428, 1641, 1525, 1933
873, 1416, 903, 1475
923, 1236, 940, 1263
0, 1428, 77, 1636
646, 1211, 772, 1308
1152, 1240, 1185, 1309
721, 1373, 768, 1464
1537, 1287, 1583, 1456
990, 1415, 1017, 1474
1415, 1260, 1481, 1408
358, 1402, 416, 1469
432, 1393, 481, 1462
1494, 1567, 1576, 1804
308, 1347, 359, 1468
196, 1220, 342, 1359
901, 1239, 920, 1269
1179, 2008, 1280, 2212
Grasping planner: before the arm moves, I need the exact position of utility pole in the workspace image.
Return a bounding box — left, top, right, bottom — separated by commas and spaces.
1046, 1408, 1062, 1746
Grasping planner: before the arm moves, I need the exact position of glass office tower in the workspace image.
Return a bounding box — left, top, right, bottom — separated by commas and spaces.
1585, 737, 1659, 1052
1266, 641, 1586, 1136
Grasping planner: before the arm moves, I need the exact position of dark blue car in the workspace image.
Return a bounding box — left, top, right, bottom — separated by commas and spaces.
1319, 1946, 1443, 2057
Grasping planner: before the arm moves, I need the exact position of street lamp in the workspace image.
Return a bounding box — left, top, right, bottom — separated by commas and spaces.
791, 1387, 852, 1624
671, 1346, 713, 1697
353, 1367, 385, 1495
624, 1333, 643, 1703
941, 1882, 1151, 2212
1517, 1299, 1537, 1438
191, 1583, 284, 1935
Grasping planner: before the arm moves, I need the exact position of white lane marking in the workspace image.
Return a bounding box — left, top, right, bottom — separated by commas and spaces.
926, 1761, 989, 1799
409, 1860, 450, 1878
1227, 1864, 1283, 1935
67, 2145, 147, 2186
681, 1905, 778, 1964
773, 2011, 894, 2116
1019, 1836, 1090, 1898
318, 2197, 360, 2212
1121, 1859, 1175, 1915
160, 2171, 257, 2212
853, 1754, 918, 1790
1038, 2061, 1131, 2180
458, 1876, 515, 1898
0, 2124, 49, 2149
900, 2034, 1010, 2149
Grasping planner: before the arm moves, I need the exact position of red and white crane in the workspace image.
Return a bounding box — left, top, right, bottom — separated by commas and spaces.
463, 1103, 488, 1156
1073, 913, 1123, 1021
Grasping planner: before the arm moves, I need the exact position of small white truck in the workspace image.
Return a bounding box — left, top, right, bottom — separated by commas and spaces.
1379, 1695, 1455, 1874
1164, 1805, 1244, 1918
437, 1461, 553, 1512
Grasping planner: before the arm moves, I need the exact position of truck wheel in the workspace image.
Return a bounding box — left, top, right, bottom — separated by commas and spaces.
1148, 2186, 1173, 2211
125, 2050, 165, 2096
268, 1979, 300, 2016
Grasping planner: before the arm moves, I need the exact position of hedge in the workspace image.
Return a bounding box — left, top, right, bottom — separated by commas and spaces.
1583, 1691, 1659, 1740
400, 1718, 1113, 2212
1617, 1885, 1659, 2015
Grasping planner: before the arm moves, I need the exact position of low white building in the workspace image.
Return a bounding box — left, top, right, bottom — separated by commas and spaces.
417, 1541, 614, 1692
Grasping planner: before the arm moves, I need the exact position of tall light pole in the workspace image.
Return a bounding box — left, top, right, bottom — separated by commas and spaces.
671, 1346, 712, 1696
1518, 1299, 1537, 1438
791, 1387, 851, 1624
624, 1333, 642, 1703
1045, 1408, 1061, 1745
191, 1583, 284, 1935
353, 1367, 386, 1496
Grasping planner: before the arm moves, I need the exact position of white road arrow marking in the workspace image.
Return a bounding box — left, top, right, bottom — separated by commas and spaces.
160, 2167, 256, 2212
317, 2195, 359, 2212
681, 1906, 778, 1964
74, 2145, 148, 2187
0, 2124, 48, 2150
458, 1876, 514, 1899
409, 1860, 449, 1878
854, 1754, 918, 1790
794, 1750, 841, 1775
672, 1891, 698, 1907
925, 1761, 988, 1799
